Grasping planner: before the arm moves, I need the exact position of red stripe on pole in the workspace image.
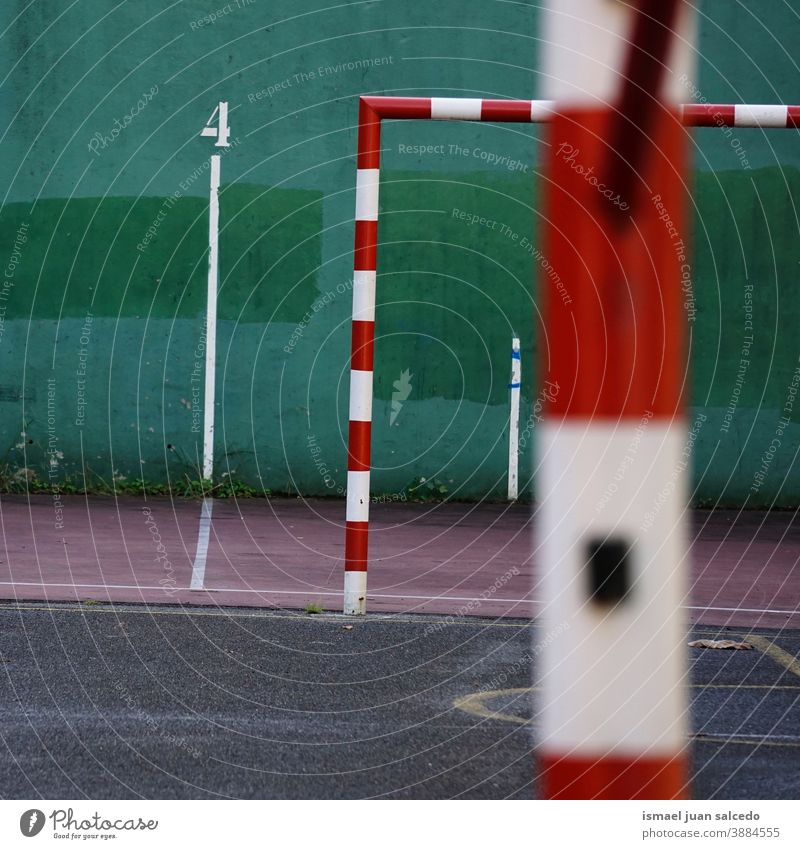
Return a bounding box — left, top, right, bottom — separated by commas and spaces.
357, 98, 382, 169
362, 96, 432, 120
345, 521, 369, 571
787, 105, 800, 128
542, 108, 686, 419
481, 99, 533, 122
681, 103, 736, 127
354, 220, 378, 270
540, 753, 688, 800
350, 321, 375, 372
347, 420, 372, 471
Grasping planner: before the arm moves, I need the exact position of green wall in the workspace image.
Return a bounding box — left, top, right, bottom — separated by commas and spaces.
1, 1, 799, 506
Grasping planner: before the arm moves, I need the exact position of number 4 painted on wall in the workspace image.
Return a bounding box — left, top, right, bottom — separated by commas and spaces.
200, 101, 230, 147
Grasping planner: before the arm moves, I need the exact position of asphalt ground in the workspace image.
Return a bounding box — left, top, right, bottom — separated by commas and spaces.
1, 603, 799, 799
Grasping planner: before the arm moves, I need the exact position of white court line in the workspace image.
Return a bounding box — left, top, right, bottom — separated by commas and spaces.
0, 579, 799, 617
694, 733, 800, 742
189, 497, 213, 591
721, 734, 800, 740
685, 604, 800, 616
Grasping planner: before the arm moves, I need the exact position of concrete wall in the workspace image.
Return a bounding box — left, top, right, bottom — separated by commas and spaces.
1, 1, 799, 505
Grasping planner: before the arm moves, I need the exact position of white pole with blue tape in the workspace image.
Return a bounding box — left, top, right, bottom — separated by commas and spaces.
508, 336, 521, 501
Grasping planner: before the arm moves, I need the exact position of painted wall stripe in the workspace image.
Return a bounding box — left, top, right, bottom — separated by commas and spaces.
355, 168, 380, 221
431, 97, 483, 120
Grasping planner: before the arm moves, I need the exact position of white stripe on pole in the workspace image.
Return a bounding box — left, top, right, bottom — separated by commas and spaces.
537, 421, 688, 754
352, 270, 377, 321
203, 154, 220, 481
734, 103, 789, 127
530, 99, 557, 122
355, 169, 380, 220
346, 470, 371, 521
430, 97, 483, 120
508, 337, 521, 501
343, 570, 367, 614
349, 369, 374, 422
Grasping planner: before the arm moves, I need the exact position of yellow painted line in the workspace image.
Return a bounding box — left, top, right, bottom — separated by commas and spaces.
454, 679, 800, 726
746, 634, 800, 679
453, 687, 533, 725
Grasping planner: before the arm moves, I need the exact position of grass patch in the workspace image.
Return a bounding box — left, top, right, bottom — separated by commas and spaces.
403, 476, 449, 502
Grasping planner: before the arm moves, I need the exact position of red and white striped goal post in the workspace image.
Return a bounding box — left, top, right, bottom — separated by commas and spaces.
343, 95, 800, 616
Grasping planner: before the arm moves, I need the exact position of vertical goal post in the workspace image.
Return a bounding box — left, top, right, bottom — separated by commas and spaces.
342, 94, 800, 617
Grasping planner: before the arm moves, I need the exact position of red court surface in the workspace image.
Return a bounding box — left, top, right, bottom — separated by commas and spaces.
0, 494, 797, 628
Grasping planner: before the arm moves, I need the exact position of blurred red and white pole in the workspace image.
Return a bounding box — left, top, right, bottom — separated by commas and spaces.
537, 0, 696, 798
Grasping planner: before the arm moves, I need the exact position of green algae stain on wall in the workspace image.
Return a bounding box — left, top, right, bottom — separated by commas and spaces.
0, 186, 322, 323
0, 186, 322, 489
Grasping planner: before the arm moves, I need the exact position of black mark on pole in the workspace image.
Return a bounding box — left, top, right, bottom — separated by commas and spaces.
586, 537, 631, 605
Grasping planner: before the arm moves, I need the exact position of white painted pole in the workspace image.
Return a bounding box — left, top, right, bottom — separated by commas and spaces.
507, 336, 521, 501
203, 153, 220, 482
191, 150, 221, 592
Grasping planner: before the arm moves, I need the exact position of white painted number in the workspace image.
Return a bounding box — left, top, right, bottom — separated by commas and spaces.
200, 101, 230, 147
